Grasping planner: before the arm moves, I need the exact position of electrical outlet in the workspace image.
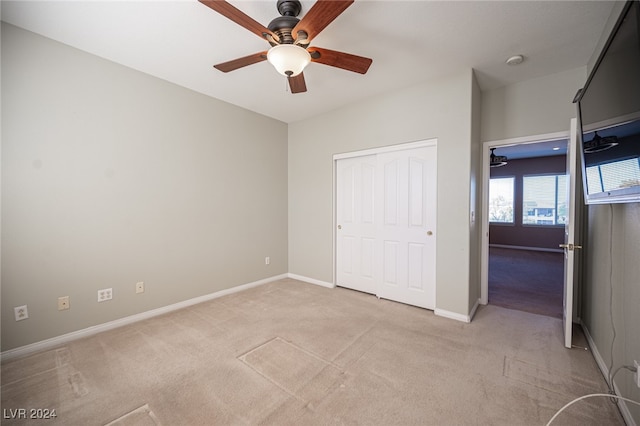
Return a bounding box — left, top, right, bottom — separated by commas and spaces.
97, 288, 113, 302
635, 360, 640, 388
265, 256, 270, 265
58, 296, 70, 311
14, 305, 29, 321
135, 282, 144, 294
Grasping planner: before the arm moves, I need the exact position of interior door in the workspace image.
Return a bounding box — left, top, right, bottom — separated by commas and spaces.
561, 118, 581, 349
336, 155, 378, 294
377, 146, 437, 309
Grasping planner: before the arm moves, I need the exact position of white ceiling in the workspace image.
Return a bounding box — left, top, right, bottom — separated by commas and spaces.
1, 0, 617, 124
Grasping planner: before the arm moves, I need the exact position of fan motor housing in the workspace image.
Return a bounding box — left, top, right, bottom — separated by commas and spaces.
268, 0, 302, 44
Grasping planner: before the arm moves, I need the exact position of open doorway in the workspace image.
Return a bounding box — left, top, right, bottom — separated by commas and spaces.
481, 133, 570, 319
489, 246, 564, 317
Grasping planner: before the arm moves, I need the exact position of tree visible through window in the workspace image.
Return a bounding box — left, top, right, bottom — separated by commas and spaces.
522, 175, 567, 225
489, 177, 514, 223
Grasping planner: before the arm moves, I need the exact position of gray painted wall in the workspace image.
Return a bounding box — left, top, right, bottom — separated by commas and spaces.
469, 73, 483, 312
481, 67, 586, 142
582, 203, 640, 421
481, 13, 639, 419
580, 2, 640, 421
1, 24, 289, 351
288, 69, 479, 318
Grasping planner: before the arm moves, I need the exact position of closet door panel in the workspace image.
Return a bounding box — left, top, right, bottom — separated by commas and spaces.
378, 146, 436, 309
336, 143, 436, 309
336, 155, 378, 294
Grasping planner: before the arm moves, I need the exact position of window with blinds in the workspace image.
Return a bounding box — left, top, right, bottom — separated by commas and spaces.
586, 157, 640, 194
522, 174, 567, 226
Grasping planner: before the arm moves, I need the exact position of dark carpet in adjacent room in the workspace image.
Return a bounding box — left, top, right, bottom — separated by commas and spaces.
489, 247, 564, 318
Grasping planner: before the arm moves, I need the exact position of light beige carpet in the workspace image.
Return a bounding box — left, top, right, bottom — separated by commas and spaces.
1, 279, 624, 425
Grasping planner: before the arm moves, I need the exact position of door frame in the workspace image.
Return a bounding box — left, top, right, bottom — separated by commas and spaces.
563, 118, 581, 348
480, 130, 570, 306
332, 138, 438, 288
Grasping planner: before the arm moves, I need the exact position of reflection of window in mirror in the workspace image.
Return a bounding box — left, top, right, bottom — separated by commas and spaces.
581, 119, 640, 200
576, 0, 640, 203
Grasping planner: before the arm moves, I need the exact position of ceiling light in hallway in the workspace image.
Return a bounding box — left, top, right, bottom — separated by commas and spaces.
506, 54, 525, 66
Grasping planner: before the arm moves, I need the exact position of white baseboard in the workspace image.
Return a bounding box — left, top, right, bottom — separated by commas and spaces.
0, 274, 480, 362
290, 274, 477, 324
581, 322, 609, 379
489, 244, 563, 253
287, 273, 335, 289
0, 274, 288, 362
581, 321, 637, 426
434, 308, 471, 323
287, 275, 480, 325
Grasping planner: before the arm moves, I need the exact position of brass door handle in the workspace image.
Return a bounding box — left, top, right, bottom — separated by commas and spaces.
559, 243, 582, 250
338, 225, 342, 230
427, 231, 433, 236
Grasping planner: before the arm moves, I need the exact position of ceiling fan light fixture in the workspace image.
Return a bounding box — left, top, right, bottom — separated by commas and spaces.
490, 148, 508, 167
267, 44, 311, 77
584, 131, 619, 153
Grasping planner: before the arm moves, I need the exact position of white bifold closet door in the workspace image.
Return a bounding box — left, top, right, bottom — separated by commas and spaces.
336, 144, 436, 310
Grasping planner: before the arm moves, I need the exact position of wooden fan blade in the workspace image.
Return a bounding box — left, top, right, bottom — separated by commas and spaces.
199, 0, 275, 40
309, 47, 372, 74
288, 73, 307, 94
292, 0, 353, 41
214, 52, 267, 73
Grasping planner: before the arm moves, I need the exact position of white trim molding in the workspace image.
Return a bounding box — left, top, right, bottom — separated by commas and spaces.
332, 138, 437, 161
480, 129, 571, 306
0, 274, 288, 362
287, 273, 335, 289
581, 322, 637, 426
435, 308, 473, 323
1, 272, 476, 362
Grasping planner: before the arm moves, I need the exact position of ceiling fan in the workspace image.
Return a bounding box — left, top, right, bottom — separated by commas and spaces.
199, 0, 373, 93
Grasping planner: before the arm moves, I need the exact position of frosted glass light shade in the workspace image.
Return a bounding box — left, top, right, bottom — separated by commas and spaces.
267, 44, 311, 77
